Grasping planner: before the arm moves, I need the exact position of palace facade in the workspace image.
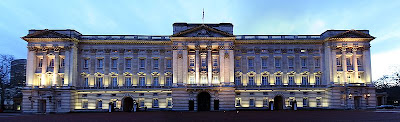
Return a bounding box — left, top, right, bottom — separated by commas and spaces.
21, 23, 376, 113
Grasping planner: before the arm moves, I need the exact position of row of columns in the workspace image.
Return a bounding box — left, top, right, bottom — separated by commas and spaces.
335, 47, 371, 84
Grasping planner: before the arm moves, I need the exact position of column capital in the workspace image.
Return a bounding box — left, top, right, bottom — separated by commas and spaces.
341, 47, 347, 52
352, 48, 358, 52
27, 46, 38, 51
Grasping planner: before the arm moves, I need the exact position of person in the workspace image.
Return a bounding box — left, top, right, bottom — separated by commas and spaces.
133, 100, 137, 112
108, 102, 112, 113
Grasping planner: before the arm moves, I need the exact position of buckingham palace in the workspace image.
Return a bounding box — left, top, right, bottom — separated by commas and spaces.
21, 22, 376, 113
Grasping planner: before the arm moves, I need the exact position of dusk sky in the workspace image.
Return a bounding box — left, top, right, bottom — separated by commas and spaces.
0, 0, 399, 81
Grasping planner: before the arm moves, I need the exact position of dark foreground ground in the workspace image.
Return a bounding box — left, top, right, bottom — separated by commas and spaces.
2, 110, 400, 122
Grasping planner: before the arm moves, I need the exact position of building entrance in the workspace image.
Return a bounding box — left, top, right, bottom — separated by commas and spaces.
123, 97, 134, 112
197, 92, 211, 111
274, 96, 284, 110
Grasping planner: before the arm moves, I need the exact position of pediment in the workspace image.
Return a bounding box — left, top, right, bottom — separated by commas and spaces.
24, 30, 70, 38
172, 24, 234, 37
331, 30, 374, 38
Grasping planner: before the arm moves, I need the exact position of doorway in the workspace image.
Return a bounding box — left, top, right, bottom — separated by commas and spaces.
354, 96, 361, 109
197, 92, 211, 111
123, 97, 133, 112
38, 100, 46, 113
274, 96, 284, 110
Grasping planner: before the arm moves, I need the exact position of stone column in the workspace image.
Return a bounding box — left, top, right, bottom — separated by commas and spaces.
341, 47, 347, 84
352, 48, 358, 83
219, 46, 225, 85
41, 48, 48, 86
172, 49, 178, 86
53, 48, 60, 86
195, 45, 200, 85
331, 47, 337, 84
104, 50, 111, 87
207, 46, 212, 86
363, 46, 372, 84
229, 49, 234, 85
26, 46, 36, 86
64, 47, 71, 86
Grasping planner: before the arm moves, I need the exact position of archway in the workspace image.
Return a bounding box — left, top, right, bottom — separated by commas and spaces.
123, 97, 134, 112
274, 96, 284, 110
197, 92, 211, 111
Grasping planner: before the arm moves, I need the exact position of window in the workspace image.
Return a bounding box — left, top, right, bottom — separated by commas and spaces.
248, 58, 254, 68
140, 59, 145, 68
153, 59, 159, 68
84, 77, 89, 87
235, 76, 241, 86
96, 77, 103, 87
189, 57, 195, 67
167, 98, 172, 107
213, 76, 218, 83
262, 58, 267, 68
112, 59, 117, 68
166, 77, 172, 86
125, 77, 131, 86
83, 59, 88, 68
248, 77, 255, 86
303, 98, 308, 107
60, 58, 65, 67
302, 76, 308, 85
249, 92, 254, 95
166, 59, 172, 68
153, 93, 158, 96
97, 59, 103, 68
235, 59, 240, 68
315, 58, 320, 67
139, 93, 144, 96
153, 77, 159, 86
235, 98, 241, 107
275, 58, 280, 67
167, 93, 172, 96
249, 99, 255, 107
315, 76, 321, 85
97, 100, 102, 109
288, 58, 294, 67
126, 59, 131, 69
140, 100, 145, 108
346, 58, 351, 66
153, 99, 159, 108
201, 75, 207, 84
189, 76, 195, 84
201, 57, 206, 67
39, 59, 43, 67
213, 58, 218, 67
275, 76, 282, 85
357, 58, 362, 66
112, 77, 118, 87
289, 76, 294, 85
262, 76, 269, 85
49, 59, 54, 67
316, 98, 321, 107
139, 77, 146, 86
263, 98, 269, 107
336, 57, 341, 66
301, 58, 307, 67
82, 100, 88, 109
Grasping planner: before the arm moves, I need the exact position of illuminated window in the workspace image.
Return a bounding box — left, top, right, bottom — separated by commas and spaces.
125, 77, 131, 86
235, 98, 241, 107
153, 59, 159, 69
153, 77, 159, 86
275, 76, 282, 85
235, 76, 241, 86
167, 98, 173, 107
112, 77, 118, 87
38, 59, 43, 67
84, 77, 89, 87
139, 77, 145, 86
140, 99, 145, 108
111, 59, 117, 68
288, 76, 294, 85
153, 99, 159, 108
248, 77, 255, 86
261, 76, 269, 86
336, 57, 341, 66
301, 76, 308, 85
189, 76, 195, 84
303, 98, 308, 107
189, 57, 195, 67
125, 59, 131, 69
97, 100, 102, 109
249, 99, 255, 107
96, 77, 103, 87
213, 76, 219, 83
315, 76, 321, 85
49, 59, 54, 67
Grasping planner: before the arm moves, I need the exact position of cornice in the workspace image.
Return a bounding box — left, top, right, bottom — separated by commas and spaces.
170, 37, 235, 41
21, 38, 79, 43
79, 40, 172, 45
324, 38, 374, 42
234, 40, 323, 44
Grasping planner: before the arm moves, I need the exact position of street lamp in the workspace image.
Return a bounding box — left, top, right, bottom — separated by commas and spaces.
349, 94, 352, 99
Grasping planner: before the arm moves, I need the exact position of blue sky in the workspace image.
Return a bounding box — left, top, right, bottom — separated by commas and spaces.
0, 0, 399, 80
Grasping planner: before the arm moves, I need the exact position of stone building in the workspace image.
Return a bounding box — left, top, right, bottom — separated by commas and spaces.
21, 23, 375, 113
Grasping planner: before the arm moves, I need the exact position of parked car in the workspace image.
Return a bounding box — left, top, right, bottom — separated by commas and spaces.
377, 105, 396, 109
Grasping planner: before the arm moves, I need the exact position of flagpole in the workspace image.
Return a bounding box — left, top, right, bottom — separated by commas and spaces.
202, 8, 204, 24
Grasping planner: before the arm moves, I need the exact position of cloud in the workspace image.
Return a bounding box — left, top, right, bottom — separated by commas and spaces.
371, 47, 400, 81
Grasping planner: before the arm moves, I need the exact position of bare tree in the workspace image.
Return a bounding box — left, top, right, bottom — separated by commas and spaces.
0, 54, 14, 110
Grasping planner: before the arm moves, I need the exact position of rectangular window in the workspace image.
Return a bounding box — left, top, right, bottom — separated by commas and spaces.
315, 58, 320, 67
316, 98, 321, 107
189, 57, 195, 67
167, 98, 172, 107
82, 100, 88, 109
235, 98, 241, 107
248, 58, 254, 68
336, 57, 341, 66
139, 59, 145, 68
60, 58, 65, 67
49, 59, 54, 67
248, 77, 255, 86
153, 77, 159, 86
301, 58, 307, 67
111, 59, 117, 68
153, 99, 159, 108
112, 77, 118, 87
140, 100, 145, 108
249, 99, 255, 107
275, 58, 280, 68
213, 58, 218, 67
357, 58, 362, 66
39, 59, 43, 67
262, 76, 269, 86
154, 59, 159, 69
235, 59, 240, 68
263, 98, 269, 107
213, 76, 218, 83
125, 77, 131, 86
189, 76, 195, 84
303, 98, 308, 107
139, 77, 146, 86
262, 58, 267, 68
288, 76, 294, 85
315, 76, 321, 85
84, 77, 89, 87
97, 59, 103, 68
97, 100, 102, 109
83, 59, 88, 68
235, 76, 241, 86
126, 59, 131, 69
201, 57, 206, 67
165, 77, 172, 86
96, 77, 103, 87
288, 58, 294, 67
346, 58, 351, 66
166, 59, 172, 68
302, 76, 308, 85
275, 76, 282, 85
